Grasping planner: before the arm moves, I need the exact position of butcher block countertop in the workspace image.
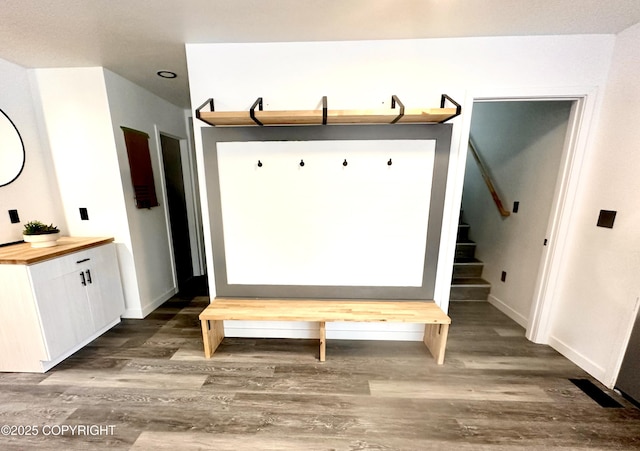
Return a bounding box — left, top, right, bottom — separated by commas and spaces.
0, 237, 114, 265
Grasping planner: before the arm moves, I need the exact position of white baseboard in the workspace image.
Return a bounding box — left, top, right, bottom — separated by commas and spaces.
547, 334, 607, 383
224, 320, 424, 341
487, 294, 528, 328
122, 286, 177, 319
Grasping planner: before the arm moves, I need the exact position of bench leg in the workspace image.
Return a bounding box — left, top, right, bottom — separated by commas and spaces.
319, 321, 326, 362
423, 323, 449, 365
201, 319, 225, 358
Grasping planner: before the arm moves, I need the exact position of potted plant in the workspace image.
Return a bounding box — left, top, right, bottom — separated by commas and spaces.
23, 220, 61, 248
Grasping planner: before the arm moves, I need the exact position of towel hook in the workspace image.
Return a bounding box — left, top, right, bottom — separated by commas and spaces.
343, 159, 348, 167
257, 160, 262, 167
299, 159, 305, 167
388, 158, 392, 166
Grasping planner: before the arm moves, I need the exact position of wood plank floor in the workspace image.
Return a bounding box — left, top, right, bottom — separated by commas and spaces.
1, 296, 639, 450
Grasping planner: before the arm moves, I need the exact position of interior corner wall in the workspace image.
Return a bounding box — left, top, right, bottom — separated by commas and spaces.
461, 101, 573, 326
0, 57, 65, 245
30, 67, 140, 315
547, 22, 640, 386
186, 35, 614, 341
103, 69, 190, 317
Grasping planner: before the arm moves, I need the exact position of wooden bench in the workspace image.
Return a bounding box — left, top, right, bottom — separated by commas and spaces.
199, 297, 451, 364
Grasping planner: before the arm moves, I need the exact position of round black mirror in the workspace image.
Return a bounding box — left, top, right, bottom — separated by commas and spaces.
0, 108, 26, 187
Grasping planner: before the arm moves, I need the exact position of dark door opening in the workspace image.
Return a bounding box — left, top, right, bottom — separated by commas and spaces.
160, 134, 194, 292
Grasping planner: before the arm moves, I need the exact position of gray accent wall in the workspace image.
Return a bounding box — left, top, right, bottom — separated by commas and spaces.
202, 124, 452, 300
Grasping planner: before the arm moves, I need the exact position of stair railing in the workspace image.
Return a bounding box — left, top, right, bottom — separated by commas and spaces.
468, 137, 511, 217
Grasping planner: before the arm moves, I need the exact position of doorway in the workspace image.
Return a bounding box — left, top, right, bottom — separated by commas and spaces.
160, 133, 194, 291
457, 100, 574, 329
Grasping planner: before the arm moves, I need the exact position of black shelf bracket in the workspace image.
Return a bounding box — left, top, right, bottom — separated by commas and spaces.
322, 96, 328, 125
250, 97, 264, 126
390, 95, 405, 124
195, 98, 214, 121
439, 94, 461, 123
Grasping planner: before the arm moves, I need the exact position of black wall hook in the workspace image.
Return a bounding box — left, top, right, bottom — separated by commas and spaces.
257, 160, 262, 167
299, 159, 305, 167
343, 159, 348, 167
388, 158, 392, 166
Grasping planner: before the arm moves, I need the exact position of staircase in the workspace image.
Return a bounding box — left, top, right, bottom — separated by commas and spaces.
450, 219, 491, 301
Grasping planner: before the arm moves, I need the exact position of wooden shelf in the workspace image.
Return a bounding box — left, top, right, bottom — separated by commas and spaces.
198, 107, 458, 127
196, 95, 461, 127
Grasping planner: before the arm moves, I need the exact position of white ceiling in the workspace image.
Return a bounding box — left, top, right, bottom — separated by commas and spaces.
1, 0, 639, 108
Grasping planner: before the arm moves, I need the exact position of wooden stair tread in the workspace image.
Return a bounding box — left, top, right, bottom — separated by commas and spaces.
451, 277, 491, 286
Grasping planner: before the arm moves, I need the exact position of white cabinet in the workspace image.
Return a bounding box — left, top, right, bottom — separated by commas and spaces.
0, 238, 125, 372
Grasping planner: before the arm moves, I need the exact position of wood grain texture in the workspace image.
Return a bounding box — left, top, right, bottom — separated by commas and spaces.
197, 107, 458, 127
0, 237, 114, 265
424, 323, 449, 364
200, 298, 451, 323
200, 297, 451, 364
1, 293, 639, 450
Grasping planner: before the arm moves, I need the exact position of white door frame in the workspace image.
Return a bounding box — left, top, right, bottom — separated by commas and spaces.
155, 126, 205, 289
450, 86, 601, 345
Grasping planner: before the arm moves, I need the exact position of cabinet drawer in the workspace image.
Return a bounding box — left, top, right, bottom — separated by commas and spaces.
29, 245, 107, 280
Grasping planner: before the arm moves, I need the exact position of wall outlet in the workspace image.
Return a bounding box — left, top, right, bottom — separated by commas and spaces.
501, 271, 507, 282
8, 209, 20, 224
79, 207, 89, 220
513, 201, 519, 213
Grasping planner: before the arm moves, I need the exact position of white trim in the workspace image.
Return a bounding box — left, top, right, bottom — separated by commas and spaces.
524, 89, 600, 343
123, 286, 177, 318
191, 112, 216, 297
183, 113, 206, 276
458, 86, 600, 348
154, 125, 179, 291
547, 334, 606, 382
487, 294, 528, 328
224, 320, 424, 341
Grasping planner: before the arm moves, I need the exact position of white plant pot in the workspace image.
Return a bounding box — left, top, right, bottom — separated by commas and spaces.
23, 232, 60, 248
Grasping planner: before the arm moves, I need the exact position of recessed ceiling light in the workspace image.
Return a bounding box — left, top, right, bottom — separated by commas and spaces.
156, 70, 177, 79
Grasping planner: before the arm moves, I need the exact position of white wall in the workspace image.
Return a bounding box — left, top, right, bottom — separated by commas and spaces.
548, 22, 640, 386
32, 67, 191, 319
462, 101, 572, 326
186, 35, 614, 341
103, 69, 190, 317
0, 57, 64, 244
217, 140, 435, 287
31, 68, 137, 313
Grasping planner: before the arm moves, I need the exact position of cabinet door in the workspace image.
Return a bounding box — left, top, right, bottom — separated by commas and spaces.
84, 244, 125, 330
29, 261, 94, 360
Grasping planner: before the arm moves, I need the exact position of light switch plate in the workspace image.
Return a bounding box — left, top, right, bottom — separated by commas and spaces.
597, 210, 616, 228
8, 209, 20, 224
